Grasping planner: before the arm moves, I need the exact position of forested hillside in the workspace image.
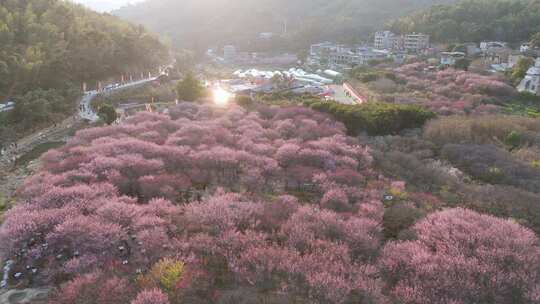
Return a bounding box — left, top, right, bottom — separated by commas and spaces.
388, 0, 540, 43
115, 0, 456, 51
0, 0, 168, 136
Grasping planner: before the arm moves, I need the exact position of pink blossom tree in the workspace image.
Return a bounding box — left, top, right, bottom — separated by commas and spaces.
131, 289, 170, 304
380, 208, 540, 304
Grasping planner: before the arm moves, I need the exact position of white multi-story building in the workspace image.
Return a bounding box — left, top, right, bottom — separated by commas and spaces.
258, 32, 274, 39
374, 31, 429, 53
518, 58, 540, 95
374, 31, 398, 50
309, 42, 391, 68
403, 33, 430, 53
223, 45, 237, 62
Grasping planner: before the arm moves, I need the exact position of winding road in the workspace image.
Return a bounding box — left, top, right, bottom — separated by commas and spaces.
79, 77, 158, 122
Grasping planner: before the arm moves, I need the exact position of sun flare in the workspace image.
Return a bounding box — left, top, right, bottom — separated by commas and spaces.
213, 87, 232, 106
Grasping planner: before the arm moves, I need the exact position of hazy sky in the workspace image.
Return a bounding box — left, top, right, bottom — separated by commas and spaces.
70, 0, 144, 12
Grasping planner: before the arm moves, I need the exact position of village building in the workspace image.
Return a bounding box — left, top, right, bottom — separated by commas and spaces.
403, 33, 430, 53
373, 31, 430, 53
440, 52, 466, 66
374, 31, 399, 50
309, 42, 391, 68
223, 45, 237, 62
517, 58, 540, 95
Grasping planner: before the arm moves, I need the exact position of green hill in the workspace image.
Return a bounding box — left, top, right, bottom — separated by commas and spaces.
0, 0, 169, 137
114, 0, 457, 52
388, 0, 540, 43
0, 0, 168, 100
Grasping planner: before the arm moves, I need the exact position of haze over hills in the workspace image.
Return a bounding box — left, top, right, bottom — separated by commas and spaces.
70, 0, 145, 12
114, 0, 458, 51
389, 0, 540, 43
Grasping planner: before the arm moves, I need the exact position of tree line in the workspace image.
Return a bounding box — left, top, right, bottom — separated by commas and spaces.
388, 0, 540, 43
115, 0, 456, 52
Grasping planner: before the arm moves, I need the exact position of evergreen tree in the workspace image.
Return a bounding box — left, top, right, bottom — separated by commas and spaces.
175, 72, 203, 102
98, 104, 118, 125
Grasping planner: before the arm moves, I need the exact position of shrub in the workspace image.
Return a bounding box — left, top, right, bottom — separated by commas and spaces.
462, 184, 540, 234
176, 72, 204, 101
382, 203, 425, 239
98, 104, 118, 125
305, 101, 435, 136
235, 95, 254, 108
139, 258, 185, 293
380, 208, 540, 304
441, 144, 540, 193
424, 115, 540, 147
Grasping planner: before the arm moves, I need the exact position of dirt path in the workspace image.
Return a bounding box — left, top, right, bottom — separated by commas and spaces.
0, 116, 87, 199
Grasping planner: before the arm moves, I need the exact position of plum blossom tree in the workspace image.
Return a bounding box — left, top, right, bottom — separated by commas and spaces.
393, 63, 514, 115
131, 289, 170, 304
380, 208, 540, 304
50, 271, 135, 304
0, 102, 394, 303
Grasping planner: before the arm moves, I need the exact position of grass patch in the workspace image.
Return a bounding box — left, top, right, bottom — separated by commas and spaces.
503, 92, 540, 117
0, 193, 14, 223
15, 141, 65, 167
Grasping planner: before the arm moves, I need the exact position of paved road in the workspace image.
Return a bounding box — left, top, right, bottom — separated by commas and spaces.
0, 77, 157, 167
80, 77, 157, 122
0, 106, 14, 113
328, 84, 357, 105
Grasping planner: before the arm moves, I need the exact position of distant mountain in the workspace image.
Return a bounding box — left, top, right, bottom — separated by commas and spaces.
114, 0, 457, 52
71, 0, 145, 12
388, 0, 540, 43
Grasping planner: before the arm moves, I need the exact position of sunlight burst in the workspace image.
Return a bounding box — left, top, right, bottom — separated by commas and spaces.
213, 87, 232, 106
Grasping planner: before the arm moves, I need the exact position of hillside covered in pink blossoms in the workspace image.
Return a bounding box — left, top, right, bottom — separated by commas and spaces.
0, 103, 539, 304
392, 63, 516, 115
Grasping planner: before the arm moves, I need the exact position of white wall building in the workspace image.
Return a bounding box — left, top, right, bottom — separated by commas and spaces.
310, 42, 336, 57
440, 52, 466, 66
223, 45, 237, 62
517, 58, 540, 95
403, 33, 430, 53
480, 41, 508, 51
374, 31, 429, 53
374, 31, 398, 50
258, 32, 274, 39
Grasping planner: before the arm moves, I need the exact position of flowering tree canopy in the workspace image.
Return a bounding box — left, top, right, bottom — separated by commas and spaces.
0, 103, 537, 304
380, 208, 540, 304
